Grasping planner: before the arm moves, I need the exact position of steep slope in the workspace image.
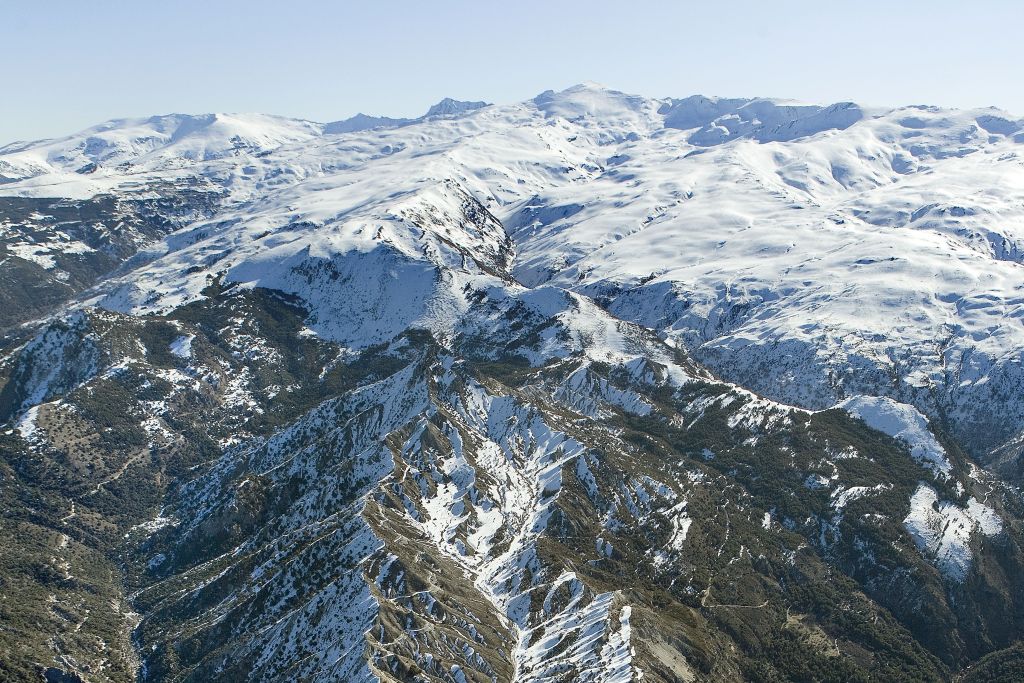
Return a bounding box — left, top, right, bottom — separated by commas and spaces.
0, 189, 223, 333
1, 84, 1024, 682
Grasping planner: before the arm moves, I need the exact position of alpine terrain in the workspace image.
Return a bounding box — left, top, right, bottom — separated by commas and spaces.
3, 83, 1024, 682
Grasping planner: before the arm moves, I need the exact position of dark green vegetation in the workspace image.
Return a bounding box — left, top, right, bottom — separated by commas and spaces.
959, 643, 1024, 683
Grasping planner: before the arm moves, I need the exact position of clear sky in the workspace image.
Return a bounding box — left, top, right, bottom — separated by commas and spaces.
4, 0, 1022, 143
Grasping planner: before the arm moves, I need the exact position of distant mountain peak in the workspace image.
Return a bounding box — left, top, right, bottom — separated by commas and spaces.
323, 98, 489, 136
424, 97, 489, 118
323, 112, 413, 135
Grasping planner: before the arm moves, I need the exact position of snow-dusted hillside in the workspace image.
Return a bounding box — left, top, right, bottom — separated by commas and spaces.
3, 84, 1024, 682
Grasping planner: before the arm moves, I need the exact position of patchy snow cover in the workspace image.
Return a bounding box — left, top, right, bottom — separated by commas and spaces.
554, 363, 653, 418
839, 396, 952, 476
831, 484, 891, 514
6, 238, 95, 269
348, 358, 655, 681
145, 361, 430, 681
903, 483, 1002, 581
168, 334, 194, 359
16, 404, 41, 441
600, 604, 635, 683
4, 312, 101, 412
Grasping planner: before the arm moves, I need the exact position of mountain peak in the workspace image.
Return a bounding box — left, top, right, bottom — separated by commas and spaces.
423, 97, 489, 118
532, 83, 655, 122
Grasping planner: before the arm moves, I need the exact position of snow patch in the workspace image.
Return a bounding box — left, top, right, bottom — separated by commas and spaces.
839, 396, 952, 476
169, 334, 194, 359
903, 483, 1002, 581
16, 405, 41, 441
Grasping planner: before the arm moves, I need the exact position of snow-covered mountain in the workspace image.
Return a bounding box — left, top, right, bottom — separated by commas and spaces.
2, 84, 1024, 682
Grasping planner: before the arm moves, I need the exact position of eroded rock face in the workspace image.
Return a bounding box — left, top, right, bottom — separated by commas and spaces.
3, 85, 1024, 681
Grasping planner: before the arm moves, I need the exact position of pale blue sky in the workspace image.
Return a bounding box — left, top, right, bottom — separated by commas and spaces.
4, 0, 1022, 143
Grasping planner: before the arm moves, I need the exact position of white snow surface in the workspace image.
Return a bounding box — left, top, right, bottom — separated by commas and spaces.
839, 395, 952, 476
168, 334, 194, 359
16, 405, 41, 441
903, 483, 1002, 581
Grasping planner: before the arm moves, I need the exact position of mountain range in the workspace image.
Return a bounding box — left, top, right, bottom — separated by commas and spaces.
2, 83, 1024, 682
